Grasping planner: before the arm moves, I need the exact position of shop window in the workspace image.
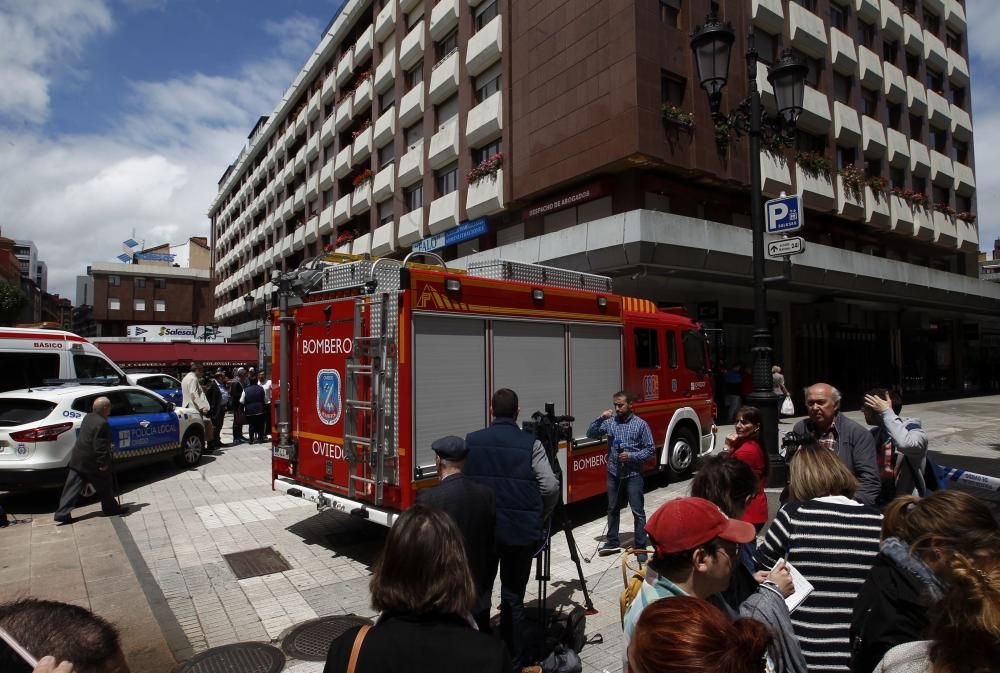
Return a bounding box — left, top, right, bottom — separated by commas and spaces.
634, 329, 660, 369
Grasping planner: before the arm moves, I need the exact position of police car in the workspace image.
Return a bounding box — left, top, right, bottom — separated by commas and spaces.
0, 384, 207, 490
126, 373, 183, 406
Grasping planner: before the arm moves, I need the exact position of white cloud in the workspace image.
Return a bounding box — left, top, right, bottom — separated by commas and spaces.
0, 0, 114, 123
265, 15, 324, 59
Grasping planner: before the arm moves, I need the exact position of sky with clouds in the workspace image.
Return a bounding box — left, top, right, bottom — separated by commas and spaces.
0, 0, 997, 302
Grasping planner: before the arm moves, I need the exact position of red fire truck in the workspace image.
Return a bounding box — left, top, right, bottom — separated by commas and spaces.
270, 255, 716, 525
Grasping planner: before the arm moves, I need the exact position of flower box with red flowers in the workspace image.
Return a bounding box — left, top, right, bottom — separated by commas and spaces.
466, 152, 503, 185
351, 120, 371, 139
352, 169, 374, 189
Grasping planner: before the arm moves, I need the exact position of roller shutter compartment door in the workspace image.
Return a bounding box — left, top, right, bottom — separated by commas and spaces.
492, 321, 567, 420
569, 325, 622, 438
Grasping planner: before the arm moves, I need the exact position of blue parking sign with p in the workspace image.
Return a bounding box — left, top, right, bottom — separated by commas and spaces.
765, 195, 803, 234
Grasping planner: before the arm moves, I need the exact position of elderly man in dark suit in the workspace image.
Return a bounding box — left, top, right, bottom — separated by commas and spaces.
417, 435, 496, 633
54, 396, 127, 525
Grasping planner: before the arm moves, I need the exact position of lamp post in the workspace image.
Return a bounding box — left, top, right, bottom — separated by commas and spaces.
690, 14, 807, 484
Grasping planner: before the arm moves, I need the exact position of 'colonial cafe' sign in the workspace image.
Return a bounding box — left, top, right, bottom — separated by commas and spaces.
522, 181, 609, 220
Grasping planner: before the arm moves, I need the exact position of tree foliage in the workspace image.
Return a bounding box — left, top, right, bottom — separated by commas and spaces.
0, 280, 26, 325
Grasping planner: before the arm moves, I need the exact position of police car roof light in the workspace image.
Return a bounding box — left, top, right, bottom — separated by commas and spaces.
40, 377, 121, 388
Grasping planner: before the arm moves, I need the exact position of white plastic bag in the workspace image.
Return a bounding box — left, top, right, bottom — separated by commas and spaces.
780, 395, 794, 416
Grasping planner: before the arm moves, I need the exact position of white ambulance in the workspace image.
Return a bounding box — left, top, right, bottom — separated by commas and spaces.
0, 328, 127, 393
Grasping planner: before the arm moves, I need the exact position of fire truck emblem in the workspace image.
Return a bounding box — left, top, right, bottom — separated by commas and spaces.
642, 374, 660, 401
316, 369, 343, 425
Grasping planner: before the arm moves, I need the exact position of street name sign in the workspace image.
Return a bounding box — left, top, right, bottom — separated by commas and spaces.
767, 236, 805, 258
765, 195, 803, 234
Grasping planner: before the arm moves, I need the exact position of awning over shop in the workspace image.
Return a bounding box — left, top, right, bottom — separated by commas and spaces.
95, 341, 258, 369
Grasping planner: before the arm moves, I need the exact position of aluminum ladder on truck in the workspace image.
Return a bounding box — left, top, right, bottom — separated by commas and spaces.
342, 292, 394, 505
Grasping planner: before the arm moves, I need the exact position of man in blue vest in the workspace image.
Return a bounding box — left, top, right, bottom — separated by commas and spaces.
465, 388, 559, 670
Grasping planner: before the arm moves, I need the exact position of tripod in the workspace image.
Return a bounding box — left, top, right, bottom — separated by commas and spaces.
536, 494, 597, 621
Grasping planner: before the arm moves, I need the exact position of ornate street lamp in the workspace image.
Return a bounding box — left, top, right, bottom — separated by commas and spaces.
690, 14, 806, 484
243, 293, 254, 318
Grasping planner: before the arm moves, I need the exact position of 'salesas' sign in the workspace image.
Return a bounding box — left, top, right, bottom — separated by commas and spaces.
126, 325, 233, 342
523, 181, 608, 219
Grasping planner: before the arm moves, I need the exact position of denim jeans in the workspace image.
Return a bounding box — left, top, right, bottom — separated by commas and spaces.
606, 473, 647, 548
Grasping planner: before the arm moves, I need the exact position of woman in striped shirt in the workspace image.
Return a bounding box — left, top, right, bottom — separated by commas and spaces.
757, 442, 883, 673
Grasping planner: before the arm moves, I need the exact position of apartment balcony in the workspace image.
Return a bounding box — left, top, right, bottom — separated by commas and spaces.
397, 207, 426, 247
374, 47, 397, 93
466, 91, 502, 147
429, 120, 459, 169
334, 194, 353, 225
271, 243, 283, 264
950, 104, 972, 141
306, 174, 319, 201
351, 232, 372, 256
947, 48, 969, 87
933, 210, 958, 248
466, 14, 502, 76
372, 221, 397, 256
293, 183, 306, 210
910, 140, 931, 176
375, 0, 396, 42
373, 108, 396, 148
321, 113, 336, 145
306, 132, 320, 160
953, 160, 975, 195
902, 13, 922, 54
946, 0, 967, 33
335, 97, 354, 131
855, 0, 880, 23
795, 164, 835, 211
400, 0, 420, 12
282, 194, 295, 220
913, 205, 934, 242
322, 69, 337, 103
926, 90, 950, 130
883, 62, 906, 103
887, 128, 909, 167
399, 20, 425, 71
924, 31, 948, 72
355, 25, 374, 64
398, 83, 425, 128
320, 158, 334, 190
293, 224, 305, 251
428, 191, 460, 234
880, 0, 903, 40
905, 76, 926, 116
294, 146, 307, 173
295, 108, 307, 137
760, 151, 792, 197
335, 144, 353, 178
465, 169, 504, 220
373, 164, 395, 201
924, 0, 946, 16
796, 85, 831, 134
836, 175, 865, 221
337, 48, 354, 86
308, 90, 321, 121
833, 102, 861, 145
958, 218, 978, 253
280, 232, 294, 257
788, 2, 827, 58
263, 212, 277, 236
352, 182, 373, 214
264, 149, 276, 169
751, 0, 783, 34
890, 195, 914, 235
283, 127, 295, 149
354, 77, 373, 111
429, 50, 460, 104
397, 139, 425, 186
319, 203, 334, 238
353, 126, 373, 165
861, 115, 887, 157
830, 28, 857, 74
858, 46, 882, 90
430, 0, 459, 41
864, 186, 891, 230
306, 214, 319, 244
930, 150, 953, 187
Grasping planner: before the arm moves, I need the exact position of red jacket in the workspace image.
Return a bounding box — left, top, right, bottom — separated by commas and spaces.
731, 438, 768, 524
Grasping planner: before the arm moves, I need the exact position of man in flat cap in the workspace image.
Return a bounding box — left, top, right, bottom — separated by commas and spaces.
417, 435, 496, 632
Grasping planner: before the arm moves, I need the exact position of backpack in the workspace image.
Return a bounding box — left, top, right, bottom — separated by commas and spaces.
619, 548, 648, 627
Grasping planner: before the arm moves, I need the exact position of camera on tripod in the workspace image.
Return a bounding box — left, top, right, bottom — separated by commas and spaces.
522, 403, 575, 468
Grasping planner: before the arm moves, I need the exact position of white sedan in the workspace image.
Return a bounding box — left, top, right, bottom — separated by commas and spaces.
0, 384, 207, 490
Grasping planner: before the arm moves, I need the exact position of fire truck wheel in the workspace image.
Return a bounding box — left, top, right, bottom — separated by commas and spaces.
176, 430, 205, 467
666, 426, 697, 479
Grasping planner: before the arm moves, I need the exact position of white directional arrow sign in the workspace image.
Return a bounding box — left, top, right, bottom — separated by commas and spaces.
767, 236, 805, 258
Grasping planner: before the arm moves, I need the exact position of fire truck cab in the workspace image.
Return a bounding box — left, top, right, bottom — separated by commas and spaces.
271, 255, 716, 526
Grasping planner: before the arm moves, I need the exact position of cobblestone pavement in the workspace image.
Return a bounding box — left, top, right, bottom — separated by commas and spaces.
2, 396, 997, 673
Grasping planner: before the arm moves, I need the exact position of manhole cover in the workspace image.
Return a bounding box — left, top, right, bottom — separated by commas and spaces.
281, 615, 373, 661
172, 642, 285, 673
223, 547, 292, 580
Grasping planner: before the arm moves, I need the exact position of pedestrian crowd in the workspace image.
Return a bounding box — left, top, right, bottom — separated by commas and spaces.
181, 362, 272, 449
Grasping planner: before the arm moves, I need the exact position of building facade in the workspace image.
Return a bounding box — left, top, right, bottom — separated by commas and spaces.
210, 0, 998, 403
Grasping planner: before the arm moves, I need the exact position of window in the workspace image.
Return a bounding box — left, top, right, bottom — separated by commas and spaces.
946, 29, 962, 52
126, 390, 168, 415
378, 141, 395, 168
474, 62, 502, 103
883, 40, 899, 65
154, 278, 166, 289
682, 330, 707, 375
435, 162, 458, 196
929, 127, 947, 153
857, 20, 876, 49
890, 165, 906, 187
926, 68, 944, 93
109, 275, 120, 287
796, 131, 826, 152
905, 52, 920, 78
404, 183, 423, 212
134, 299, 145, 311
379, 88, 395, 114
790, 0, 817, 10
154, 299, 166, 312
951, 86, 966, 108
660, 70, 686, 105
404, 122, 423, 146
830, 3, 848, 31
866, 158, 882, 178
666, 331, 678, 368
134, 277, 146, 288
475, 0, 498, 30
634, 329, 659, 369
957, 194, 972, 212
862, 89, 878, 117
833, 73, 852, 104
887, 102, 902, 130
378, 200, 394, 226
435, 29, 458, 61
473, 139, 502, 165
753, 29, 779, 65
913, 175, 927, 196
405, 5, 423, 29
793, 50, 821, 87
109, 298, 120, 311
435, 95, 459, 128
659, 0, 681, 29
953, 139, 969, 164
73, 354, 120, 381
932, 185, 950, 205
836, 145, 856, 170
406, 62, 423, 88
909, 114, 923, 142
924, 11, 940, 34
